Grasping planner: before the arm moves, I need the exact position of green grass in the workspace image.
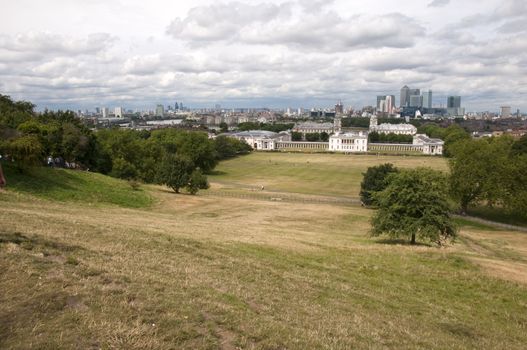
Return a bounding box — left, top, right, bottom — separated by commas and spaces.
209, 152, 447, 197
1, 163, 152, 208
467, 206, 527, 227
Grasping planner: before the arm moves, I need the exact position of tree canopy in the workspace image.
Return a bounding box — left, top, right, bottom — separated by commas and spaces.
359, 163, 399, 206
371, 168, 457, 245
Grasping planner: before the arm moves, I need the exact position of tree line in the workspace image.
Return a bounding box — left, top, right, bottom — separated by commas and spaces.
0, 95, 252, 194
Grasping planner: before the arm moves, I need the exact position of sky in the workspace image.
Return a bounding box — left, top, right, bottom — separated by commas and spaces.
1, 0, 526, 112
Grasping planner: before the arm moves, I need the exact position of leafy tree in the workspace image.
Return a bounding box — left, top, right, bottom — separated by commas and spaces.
187, 168, 209, 195
360, 163, 398, 206
448, 137, 512, 213
214, 135, 252, 159
8, 135, 44, 170
291, 131, 302, 141
110, 157, 138, 180
320, 131, 329, 142
371, 168, 457, 245
305, 132, 320, 142
511, 134, 527, 156
219, 122, 229, 133
156, 154, 194, 193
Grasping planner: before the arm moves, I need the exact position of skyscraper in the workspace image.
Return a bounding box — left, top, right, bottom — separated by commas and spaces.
500, 106, 511, 118
422, 90, 432, 109
156, 104, 164, 117
409, 95, 423, 108
447, 96, 461, 108
400, 86, 410, 107
335, 101, 344, 114
114, 107, 123, 118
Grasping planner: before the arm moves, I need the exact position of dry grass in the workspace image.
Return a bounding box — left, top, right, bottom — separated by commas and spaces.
1, 183, 527, 349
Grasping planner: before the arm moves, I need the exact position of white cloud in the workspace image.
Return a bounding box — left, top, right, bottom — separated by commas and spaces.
0, 0, 525, 111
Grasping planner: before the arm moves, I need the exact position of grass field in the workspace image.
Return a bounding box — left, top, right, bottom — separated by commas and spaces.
1, 155, 527, 349
208, 152, 447, 197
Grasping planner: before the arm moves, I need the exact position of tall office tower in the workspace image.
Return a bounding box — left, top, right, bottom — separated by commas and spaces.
377, 96, 385, 110
447, 96, 461, 108
114, 107, 124, 118
95, 107, 100, 114
175, 102, 179, 110
422, 90, 432, 109
410, 95, 423, 108
400, 85, 410, 107
102, 107, 109, 118
500, 106, 511, 118
335, 100, 344, 114
384, 95, 395, 113
156, 104, 165, 117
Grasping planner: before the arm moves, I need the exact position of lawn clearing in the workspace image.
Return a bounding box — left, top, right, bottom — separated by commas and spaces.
209, 152, 447, 197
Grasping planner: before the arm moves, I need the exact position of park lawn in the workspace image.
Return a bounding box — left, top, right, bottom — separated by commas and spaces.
1, 163, 152, 208
209, 152, 447, 197
1, 165, 527, 349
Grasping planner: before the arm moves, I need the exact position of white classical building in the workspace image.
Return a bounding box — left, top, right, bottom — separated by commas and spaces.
412, 134, 444, 155
228, 130, 291, 151
369, 115, 417, 135
329, 131, 368, 153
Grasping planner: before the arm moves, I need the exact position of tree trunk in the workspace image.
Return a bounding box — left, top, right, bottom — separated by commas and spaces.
411, 233, 416, 245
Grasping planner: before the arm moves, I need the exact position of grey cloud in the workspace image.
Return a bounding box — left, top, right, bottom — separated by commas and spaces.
166, 2, 424, 51
428, 0, 450, 7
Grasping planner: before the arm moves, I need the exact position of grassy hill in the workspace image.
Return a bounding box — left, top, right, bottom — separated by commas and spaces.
1, 163, 152, 208
1, 155, 527, 349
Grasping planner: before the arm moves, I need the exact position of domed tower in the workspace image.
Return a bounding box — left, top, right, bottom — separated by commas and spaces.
369, 115, 378, 131
333, 117, 342, 134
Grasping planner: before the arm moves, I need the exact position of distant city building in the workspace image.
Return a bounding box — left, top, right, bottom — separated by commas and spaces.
409, 95, 423, 108
175, 102, 179, 110
422, 90, 432, 109
377, 95, 395, 113
447, 96, 461, 108
101, 107, 109, 118
114, 107, 123, 118
400, 85, 410, 107
500, 106, 511, 118
155, 104, 164, 117
335, 101, 344, 115
447, 96, 463, 116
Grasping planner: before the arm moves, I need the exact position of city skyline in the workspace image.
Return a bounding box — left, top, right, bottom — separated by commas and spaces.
1, 0, 527, 112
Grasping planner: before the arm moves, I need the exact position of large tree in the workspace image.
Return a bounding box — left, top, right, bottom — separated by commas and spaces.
359, 163, 398, 206
371, 168, 457, 245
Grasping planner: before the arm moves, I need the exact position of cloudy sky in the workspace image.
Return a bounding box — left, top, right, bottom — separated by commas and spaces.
1, 0, 526, 112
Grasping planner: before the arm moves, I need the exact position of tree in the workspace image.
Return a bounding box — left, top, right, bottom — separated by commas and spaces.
156, 155, 194, 193
448, 137, 511, 213
219, 122, 229, 133
320, 132, 329, 142
187, 169, 209, 195
359, 163, 398, 206
371, 168, 457, 245
291, 132, 302, 141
